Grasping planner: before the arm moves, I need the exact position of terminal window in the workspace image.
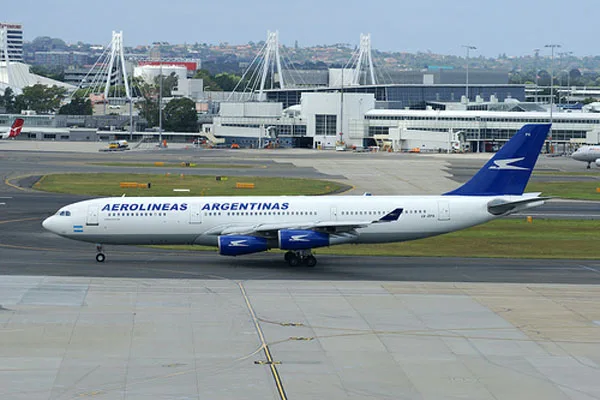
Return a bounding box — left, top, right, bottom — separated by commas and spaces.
315, 115, 337, 136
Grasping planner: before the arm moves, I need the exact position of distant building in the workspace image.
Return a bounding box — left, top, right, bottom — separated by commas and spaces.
137, 60, 199, 78
64, 67, 91, 86
278, 68, 509, 88
33, 51, 90, 66
133, 64, 204, 100
0, 22, 23, 62
266, 83, 525, 109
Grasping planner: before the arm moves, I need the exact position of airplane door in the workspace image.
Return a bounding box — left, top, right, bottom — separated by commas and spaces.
86, 205, 99, 226
189, 204, 202, 224
330, 207, 338, 221
437, 201, 450, 221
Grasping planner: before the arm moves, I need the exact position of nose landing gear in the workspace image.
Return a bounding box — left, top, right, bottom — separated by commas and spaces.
284, 250, 317, 267
96, 244, 105, 263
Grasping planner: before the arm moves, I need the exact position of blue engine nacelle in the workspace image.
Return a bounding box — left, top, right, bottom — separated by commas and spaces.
278, 229, 330, 250
218, 235, 268, 256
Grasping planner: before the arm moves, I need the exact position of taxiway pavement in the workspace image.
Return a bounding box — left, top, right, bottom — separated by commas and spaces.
0, 145, 599, 399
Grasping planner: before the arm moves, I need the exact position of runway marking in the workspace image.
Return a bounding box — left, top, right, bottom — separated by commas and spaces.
238, 282, 287, 400
3, 176, 28, 192
0, 197, 13, 199
0, 217, 42, 225
578, 264, 600, 274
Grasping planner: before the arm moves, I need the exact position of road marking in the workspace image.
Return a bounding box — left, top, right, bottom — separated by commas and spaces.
579, 264, 600, 274
238, 282, 287, 400
0, 217, 41, 225
3, 177, 28, 192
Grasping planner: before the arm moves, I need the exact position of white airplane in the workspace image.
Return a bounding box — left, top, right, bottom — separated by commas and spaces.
0, 118, 24, 140
571, 145, 600, 169
43, 124, 551, 267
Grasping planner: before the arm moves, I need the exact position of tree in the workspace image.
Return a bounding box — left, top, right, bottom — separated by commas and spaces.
192, 69, 221, 91
214, 72, 241, 91
154, 72, 178, 97
15, 84, 67, 114
135, 80, 159, 128
537, 70, 551, 86
58, 97, 93, 115
163, 97, 197, 132
0, 87, 17, 113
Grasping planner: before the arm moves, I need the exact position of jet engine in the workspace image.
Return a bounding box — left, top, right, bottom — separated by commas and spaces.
218, 235, 268, 256
278, 229, 357, 250
596, 158, 600, 167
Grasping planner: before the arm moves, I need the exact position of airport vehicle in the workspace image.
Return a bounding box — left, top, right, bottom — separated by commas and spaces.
43, 124, 551, 266
571, 145, 600, 168
108, 140, 129, 150
0, 118, 24, 139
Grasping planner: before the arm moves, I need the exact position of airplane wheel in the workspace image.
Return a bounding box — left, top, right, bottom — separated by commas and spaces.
284, 251, 294, 262
287, 255, 300, 267
305, 256, 317, 268
96, 253, 106, 263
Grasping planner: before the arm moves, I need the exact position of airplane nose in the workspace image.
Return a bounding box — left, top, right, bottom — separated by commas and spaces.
42, 216, 56, 232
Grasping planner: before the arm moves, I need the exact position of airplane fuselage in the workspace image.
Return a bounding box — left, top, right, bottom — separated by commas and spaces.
572, 146, 600, 167
43, 194, 523, 247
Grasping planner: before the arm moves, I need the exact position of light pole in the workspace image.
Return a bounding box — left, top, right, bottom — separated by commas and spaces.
533, 48, 540, 103
462, 45, 476, 102
545, 43, 561, 153
158, 60, 163, 147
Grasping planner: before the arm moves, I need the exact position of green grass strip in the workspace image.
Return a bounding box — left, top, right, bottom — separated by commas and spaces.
34, 173, 347, 197
157, 219, 600, 259
88, 162, 257, 169
526, 181, 600, 201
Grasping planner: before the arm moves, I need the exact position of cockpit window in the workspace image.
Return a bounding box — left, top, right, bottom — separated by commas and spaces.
58, 210, 71, 216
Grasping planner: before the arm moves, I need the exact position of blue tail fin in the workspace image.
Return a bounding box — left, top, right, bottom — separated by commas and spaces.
444, 124, 550, 196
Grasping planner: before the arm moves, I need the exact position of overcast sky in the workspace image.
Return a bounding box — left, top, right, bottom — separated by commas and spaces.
3, 0, 596, 57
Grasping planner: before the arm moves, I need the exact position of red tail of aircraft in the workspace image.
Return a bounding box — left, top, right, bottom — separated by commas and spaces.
1, 118, 24, 139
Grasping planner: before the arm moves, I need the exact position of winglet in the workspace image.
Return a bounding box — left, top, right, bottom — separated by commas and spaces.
377, 208, 403, 222
444, 124, 550, 196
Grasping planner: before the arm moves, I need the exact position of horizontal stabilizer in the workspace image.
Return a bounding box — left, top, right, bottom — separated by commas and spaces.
487, 197, 551, 216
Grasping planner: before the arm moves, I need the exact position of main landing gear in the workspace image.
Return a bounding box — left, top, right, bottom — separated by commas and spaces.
284, 250, 317, 267
95, 244, 106, 263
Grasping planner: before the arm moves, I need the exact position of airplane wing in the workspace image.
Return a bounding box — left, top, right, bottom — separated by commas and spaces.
208, 208, 403, 236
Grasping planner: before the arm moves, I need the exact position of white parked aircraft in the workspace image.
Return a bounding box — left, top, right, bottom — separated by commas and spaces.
0, 118, 24, 140
571, 145, 600, 169
43, 124, 551, 267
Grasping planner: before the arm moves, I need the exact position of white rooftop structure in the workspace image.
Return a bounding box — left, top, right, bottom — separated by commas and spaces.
0, 61, 75, 95
133, 64, 187, 84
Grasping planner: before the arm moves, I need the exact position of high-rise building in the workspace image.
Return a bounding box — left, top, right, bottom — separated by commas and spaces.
0, 22, 24, 62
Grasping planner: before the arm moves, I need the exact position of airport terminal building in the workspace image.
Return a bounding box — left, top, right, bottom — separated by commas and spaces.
210, 88, 600, 152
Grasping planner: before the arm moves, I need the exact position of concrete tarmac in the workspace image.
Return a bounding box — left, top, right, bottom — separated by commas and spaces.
1, 144, 599, 399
